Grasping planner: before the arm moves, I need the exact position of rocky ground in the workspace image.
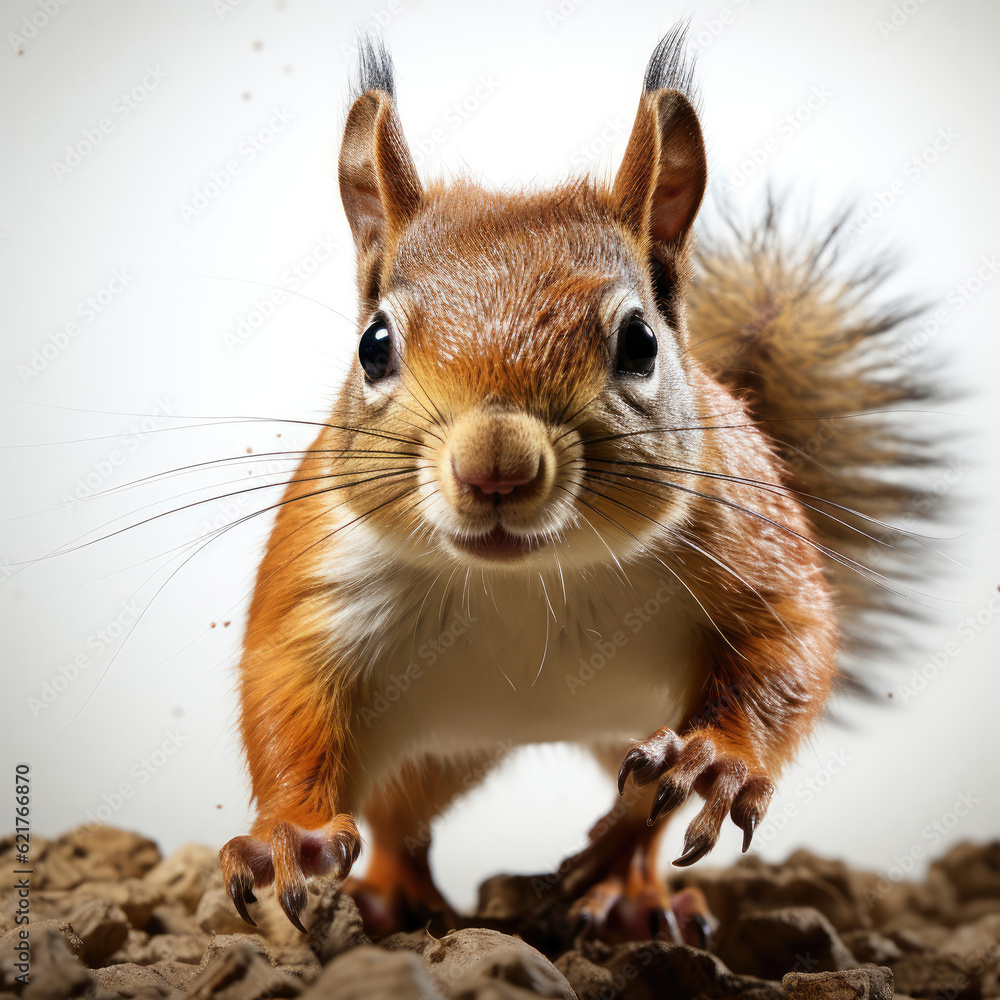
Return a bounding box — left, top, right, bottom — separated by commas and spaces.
1, 826, 998, 999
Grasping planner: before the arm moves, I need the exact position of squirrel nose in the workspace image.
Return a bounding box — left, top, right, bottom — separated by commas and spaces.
452, 461, 538, 496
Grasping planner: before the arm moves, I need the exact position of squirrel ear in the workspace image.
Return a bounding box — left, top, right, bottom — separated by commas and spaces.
338, 67, 422, 252
613, 88, 706, 249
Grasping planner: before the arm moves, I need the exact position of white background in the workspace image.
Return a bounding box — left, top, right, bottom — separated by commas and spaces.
2, 0, 998, 910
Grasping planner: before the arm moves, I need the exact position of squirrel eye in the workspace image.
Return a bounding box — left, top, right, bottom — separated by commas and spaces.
616, 316, 657, 375
359, 317, 393, 381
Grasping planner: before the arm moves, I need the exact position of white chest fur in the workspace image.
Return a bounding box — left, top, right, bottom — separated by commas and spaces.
343, 557, 707, 794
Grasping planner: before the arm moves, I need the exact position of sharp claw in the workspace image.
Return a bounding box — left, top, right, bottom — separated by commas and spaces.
691, 913, 713, 950
648, 778, 687, 825
332, 835, 360, 880
649, 906, 680, 943
673, 831, 715, 868
617, 749, 642, 794
739, 807, 760, 853
332, 841, 349, 879
228, 877, 257, 927
279, 885, 308, 933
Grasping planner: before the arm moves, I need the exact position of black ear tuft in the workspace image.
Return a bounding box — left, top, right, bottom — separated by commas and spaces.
353, 32, 396, 102
643, 21, 699, 106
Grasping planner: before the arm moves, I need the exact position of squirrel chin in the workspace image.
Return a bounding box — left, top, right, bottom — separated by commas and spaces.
446, 525, 541, 564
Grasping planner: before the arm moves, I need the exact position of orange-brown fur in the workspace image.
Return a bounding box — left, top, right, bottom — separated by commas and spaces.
215, 30, 919, 937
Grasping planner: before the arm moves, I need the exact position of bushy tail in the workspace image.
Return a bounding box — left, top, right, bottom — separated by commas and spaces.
686, 200, 942, 687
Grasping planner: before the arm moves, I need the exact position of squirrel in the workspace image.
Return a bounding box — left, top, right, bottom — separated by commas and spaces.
218, 27, 930, 941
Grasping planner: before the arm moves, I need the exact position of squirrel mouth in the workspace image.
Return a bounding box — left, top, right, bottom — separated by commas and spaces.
452, 526, 536, 562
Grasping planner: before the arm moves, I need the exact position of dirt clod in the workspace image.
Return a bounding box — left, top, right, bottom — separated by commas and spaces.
3, 828, 998, 999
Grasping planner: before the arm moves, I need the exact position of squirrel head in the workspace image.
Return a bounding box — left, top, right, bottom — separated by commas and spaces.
332, 30, 712, 570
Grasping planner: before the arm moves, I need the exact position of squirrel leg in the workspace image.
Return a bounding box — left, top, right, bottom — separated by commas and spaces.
551, 749, 714, 947
620, 401, 840, 869
617, 725, 775, 867
219, 816, 361, 932
219, 625, 363, 931
617, 615, 834, 870
347, 753, 495, 935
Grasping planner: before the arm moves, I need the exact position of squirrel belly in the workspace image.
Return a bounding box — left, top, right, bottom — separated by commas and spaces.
347, 552, 706, 808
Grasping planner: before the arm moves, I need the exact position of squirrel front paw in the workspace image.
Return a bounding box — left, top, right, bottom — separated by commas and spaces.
617, 727, 774, 866
219, 815, 361, 931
